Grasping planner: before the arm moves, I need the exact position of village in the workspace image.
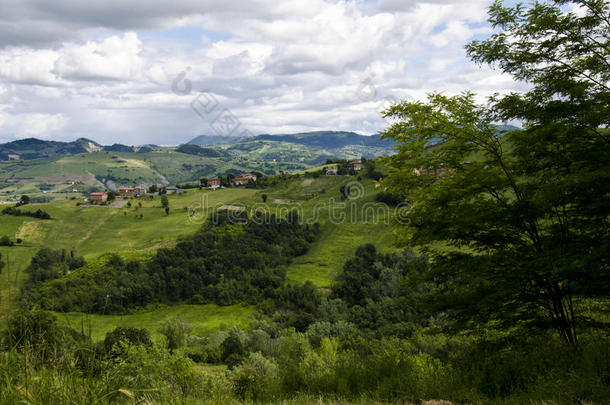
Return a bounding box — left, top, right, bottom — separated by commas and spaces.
87, 172, 259, 202
87, 159, 366, 203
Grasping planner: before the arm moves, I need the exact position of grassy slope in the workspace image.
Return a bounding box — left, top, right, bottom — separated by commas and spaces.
259, 176, 398, 287
0, 175, 397, 339
0, 188, 259, 319
56, 304, 254, 342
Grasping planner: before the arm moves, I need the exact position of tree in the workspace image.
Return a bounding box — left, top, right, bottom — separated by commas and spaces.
161, 195, 169, 209
165, 207, 170, 216
261, 194, 268, 203
466, 0, 610, 137
380, 1, 610, 346
0, 236, 14, 246
19, 195, 30, 206
158, 317, 192, 353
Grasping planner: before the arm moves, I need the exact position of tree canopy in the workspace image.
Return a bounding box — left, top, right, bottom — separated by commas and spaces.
381, 0, 610, 345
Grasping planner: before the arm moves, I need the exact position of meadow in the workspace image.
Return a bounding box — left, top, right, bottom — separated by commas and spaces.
1, 173, 398, 336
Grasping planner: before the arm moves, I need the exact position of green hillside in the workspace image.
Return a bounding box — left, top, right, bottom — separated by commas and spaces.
0, 173, 397, 332
0, 150, 265, 203
0, 131, 397, 203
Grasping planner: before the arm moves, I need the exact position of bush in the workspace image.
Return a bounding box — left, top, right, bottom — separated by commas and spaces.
2, 310, 68, 362
232, 352, 279, 401
221, 326, 247, 367
158, 317, 192, 353
375, 192, 404, 206
2, 206, 51, 219
0, 235, 14, 246
103, 326, 153, 355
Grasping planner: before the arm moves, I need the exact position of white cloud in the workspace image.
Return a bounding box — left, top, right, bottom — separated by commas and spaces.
0, 112, 68, 138
54, 33, 143, 81
0, 0, 524, 145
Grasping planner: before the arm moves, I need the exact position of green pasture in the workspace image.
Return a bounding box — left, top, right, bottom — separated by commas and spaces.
55, 304, 254, 342
0, 174, 398, 335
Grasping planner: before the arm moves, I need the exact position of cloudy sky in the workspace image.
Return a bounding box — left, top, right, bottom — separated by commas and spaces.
0, 0, 528, 145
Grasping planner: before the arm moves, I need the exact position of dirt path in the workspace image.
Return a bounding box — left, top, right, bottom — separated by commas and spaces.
109, 199, 129, 208
77, 210, 117, 246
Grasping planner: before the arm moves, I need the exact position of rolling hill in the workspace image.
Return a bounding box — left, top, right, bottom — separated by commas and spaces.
0, 131, 397, 202
0, 173, 397, 336
0, 138, 157, 161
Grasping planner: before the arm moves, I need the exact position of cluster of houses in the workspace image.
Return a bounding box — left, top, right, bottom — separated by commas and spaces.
325, 158, 364, 175
118, 186, 147, 197
206, 173, 257, 189
88, 173, 258, 201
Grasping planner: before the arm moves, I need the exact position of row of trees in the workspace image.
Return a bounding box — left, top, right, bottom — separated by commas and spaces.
2, 206, 51, 219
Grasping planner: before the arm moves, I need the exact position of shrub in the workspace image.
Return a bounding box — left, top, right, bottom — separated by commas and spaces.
0, 236, 14, 246
231, 352, 279, 401
2, 310, 67, 362
103, 326, 153, 355
158, 317, 192, 353
221, 326, 247, 367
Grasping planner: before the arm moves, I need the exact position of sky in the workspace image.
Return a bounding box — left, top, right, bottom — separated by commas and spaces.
0, 0, 531, 145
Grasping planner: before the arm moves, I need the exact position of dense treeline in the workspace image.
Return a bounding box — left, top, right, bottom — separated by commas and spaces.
2, 206, 51, 219
25, 248, 86, 287
24, 211, 319, 314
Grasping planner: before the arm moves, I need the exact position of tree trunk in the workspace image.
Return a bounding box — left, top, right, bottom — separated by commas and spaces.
543, 279, 578, 346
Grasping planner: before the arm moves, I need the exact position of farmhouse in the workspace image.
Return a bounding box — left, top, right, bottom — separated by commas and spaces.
166, 187, 184, 195
207, 177, 221, 189
89, 192, 108, 202
325, 165, 339, 175
233, 173, 257, 185
7, 154, 20, 161
119, 186, 147, 197
347, 158, 364, 171
119, 187, 135, 196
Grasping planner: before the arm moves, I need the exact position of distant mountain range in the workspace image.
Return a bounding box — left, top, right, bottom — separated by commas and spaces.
187, 131, 394, 150
0, 138, 154, 161
0, 131, 395, 162
0, 127, 519, 163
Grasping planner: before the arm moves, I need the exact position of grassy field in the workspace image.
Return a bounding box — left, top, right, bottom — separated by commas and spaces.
259, 175, 399, 287
0, 174, 398, 339
56, 304, 254, 342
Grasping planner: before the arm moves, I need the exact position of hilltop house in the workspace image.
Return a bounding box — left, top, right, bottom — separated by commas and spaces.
207, 177, 221, 189
347, 158, 364, 171
119, 186, 147, 197
233, 173, 257, 185
89, 192, 108, 202
325, 165, 339, 175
